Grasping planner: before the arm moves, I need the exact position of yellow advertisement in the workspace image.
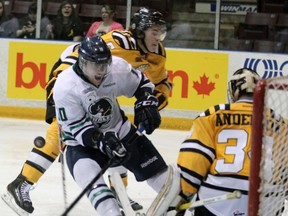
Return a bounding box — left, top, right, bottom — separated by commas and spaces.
7, 42, 229, 112
119, 50, 229, 111
7, 42, 70, 100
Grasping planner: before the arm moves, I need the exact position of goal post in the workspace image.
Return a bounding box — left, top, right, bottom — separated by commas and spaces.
249, 76, 288, 216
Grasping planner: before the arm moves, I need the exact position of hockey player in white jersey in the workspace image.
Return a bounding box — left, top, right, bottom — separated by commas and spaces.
53, 36, 179, 216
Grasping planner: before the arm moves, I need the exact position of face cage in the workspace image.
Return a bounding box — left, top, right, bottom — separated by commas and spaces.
227, 81, 237, 103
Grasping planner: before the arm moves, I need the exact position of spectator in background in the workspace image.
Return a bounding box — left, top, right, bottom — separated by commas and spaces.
0, 0, 8, 25
16, 2, 50, 39
86, 4, 124, 37
46, 0, 83, 41
0, 0, 19, 37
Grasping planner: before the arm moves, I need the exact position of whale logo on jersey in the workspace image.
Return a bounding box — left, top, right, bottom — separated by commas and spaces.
88, 98, 113, 128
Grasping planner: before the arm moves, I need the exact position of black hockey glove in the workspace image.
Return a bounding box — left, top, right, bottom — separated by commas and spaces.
134, 95, 161, 135
98, 132, 128, 166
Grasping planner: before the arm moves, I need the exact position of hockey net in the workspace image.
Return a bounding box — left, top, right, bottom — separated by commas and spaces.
249, 76, 288, 216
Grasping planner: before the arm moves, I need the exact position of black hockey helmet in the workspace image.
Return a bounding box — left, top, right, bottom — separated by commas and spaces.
228, 68, 260, 102
78, 36, 112, 86
130, 7, 166, 40
78, 36, 111, 64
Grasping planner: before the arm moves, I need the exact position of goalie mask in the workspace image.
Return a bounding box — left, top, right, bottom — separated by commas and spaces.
131, 7, 167, 41
78, 36, 112, 86
228, 68, 260, 102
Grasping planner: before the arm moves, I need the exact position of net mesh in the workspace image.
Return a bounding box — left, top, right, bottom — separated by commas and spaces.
258, 76, 288, 216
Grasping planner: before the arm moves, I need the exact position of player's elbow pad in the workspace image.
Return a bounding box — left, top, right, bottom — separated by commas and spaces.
82, 128, 101, 148
153, 89, 168, 111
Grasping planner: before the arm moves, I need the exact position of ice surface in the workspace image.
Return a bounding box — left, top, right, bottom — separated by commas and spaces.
0, 117, 189, 216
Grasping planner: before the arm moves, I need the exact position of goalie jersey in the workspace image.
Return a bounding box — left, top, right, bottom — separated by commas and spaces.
178, 99, 253, 215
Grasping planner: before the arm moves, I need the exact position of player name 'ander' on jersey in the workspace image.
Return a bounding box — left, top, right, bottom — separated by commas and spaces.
216, 113, 252, 126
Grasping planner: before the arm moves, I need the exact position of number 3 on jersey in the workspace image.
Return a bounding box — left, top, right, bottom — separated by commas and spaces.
215, 129, 251, 174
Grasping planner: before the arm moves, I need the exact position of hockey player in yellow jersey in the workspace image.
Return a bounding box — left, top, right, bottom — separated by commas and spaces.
1, 7, 171, 215
1, 43, 81, 216
176, 68, 260, 216
147, 68, 261, 216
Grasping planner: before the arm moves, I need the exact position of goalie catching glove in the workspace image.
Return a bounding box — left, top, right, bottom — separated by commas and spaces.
134, 94, 161, 134
97, 132, 128, 167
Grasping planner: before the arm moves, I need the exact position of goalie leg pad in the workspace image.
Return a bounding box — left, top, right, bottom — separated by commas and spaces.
146, 164, 181, 216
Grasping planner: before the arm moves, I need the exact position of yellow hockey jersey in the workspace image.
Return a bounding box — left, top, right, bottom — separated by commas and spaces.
178, 100, 253, 194
49, 30, 172, 110
177, 99, 253, 215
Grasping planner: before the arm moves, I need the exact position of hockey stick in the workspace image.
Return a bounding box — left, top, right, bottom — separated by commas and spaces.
176, 190, 242, 212
61, 156, 115, 216
110, 171, 135, 215
59, 152, 68, 208
58, 125, 68, 208
60, 126, 145, 216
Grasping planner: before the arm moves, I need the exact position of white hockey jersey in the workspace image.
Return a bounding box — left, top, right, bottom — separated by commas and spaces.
53, 56, 154, 147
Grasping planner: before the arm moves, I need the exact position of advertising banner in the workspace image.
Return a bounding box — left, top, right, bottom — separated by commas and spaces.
7, 41, 70, 100
6, 41, 229, 113
118, 49, 229, 112
228, 52, 288, 79
1, 39, 288, 128
196, 2, 257, 15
